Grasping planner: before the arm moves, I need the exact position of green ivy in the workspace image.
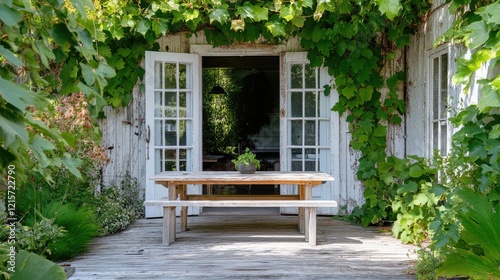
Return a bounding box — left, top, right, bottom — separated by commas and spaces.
82, 1, 431, 230
2, 0, 433, 240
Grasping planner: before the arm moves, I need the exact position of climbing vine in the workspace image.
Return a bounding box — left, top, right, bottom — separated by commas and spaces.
87, 0, 431, 228
2, 0, 431, 218
3, 0, 432, 226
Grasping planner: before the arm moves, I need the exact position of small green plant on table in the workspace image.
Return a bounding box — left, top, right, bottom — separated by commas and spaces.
232, 148, 261, 174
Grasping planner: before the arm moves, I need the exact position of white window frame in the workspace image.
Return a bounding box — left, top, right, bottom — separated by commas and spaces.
427, 47, 453, 158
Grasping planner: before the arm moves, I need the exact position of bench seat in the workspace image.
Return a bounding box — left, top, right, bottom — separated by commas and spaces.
144, 199, 337, 246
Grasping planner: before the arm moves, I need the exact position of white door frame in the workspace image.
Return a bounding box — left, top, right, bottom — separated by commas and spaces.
280, 52, 340, 215
145, 51, 202, 218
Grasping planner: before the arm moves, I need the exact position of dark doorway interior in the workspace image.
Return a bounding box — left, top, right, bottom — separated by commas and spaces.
201, 56, 280, 195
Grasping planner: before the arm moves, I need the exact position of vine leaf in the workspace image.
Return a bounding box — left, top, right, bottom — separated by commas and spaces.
70, 0, 94, 19
237, 4, 254, 20
280, 5, 295, 21
376, 0, 401, 20
0, 45, 24, 67
0, 4, 22, 26
0, 78, 46, 113
482, 2, 500, 24
265, 20, 285, 36
466, 21, 489, 50
253, 5, 269, 22
209, 5, 229, 24
0, 114, 29, 148
137, 19, 152, 35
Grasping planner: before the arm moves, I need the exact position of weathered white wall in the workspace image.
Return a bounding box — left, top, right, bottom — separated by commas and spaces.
99, 83, 146, 196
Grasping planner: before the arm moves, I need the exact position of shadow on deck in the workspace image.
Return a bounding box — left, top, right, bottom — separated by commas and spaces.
68, 208, 418, 280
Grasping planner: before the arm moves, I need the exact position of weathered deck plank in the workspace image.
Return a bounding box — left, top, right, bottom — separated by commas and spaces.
68, 208, 418, 279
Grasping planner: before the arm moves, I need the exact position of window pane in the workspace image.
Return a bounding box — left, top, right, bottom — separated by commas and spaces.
291, 64, 302, 89
179, 120, 187, 146
305, 121, 316, 145
165, 120, 177, 146
432, 57, 439, 120
154, 120, 162, 146
184, 120, 192, 146
440, 54, 448, 117
291, 161, 302, 171
305, 91, 316, 117
291, 148, 303, 159
305, 161, 316, 171
291, 92, 302, 117
304, 64, 316, 88
154, 61, 163, 89
318, 92, 327, 117
179, 64, 187, 89
433, 122, 438, 153
154, 91, 162, 117
179, 91, 188, 118
164, 149, 176, 171
305, 148, 315, 157
155, 149, 162, 173
319, 148, 330, 172
291, 120, 303, 145
164, 63, 176, 89
179, 149, 187, 171
441, 123, 447, 156
164, 91, 177, 117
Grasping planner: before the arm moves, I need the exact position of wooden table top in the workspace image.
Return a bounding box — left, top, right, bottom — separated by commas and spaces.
151, 171, 334, 186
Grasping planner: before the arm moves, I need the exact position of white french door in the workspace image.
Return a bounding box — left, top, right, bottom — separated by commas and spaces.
145, 51, 202, 218
280, 53, 339, 215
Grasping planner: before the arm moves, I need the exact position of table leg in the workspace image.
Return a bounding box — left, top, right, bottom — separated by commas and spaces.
180, 184, 188, 232
298, 185, 305, 233
165, 184, 177, 244
304, 184, 313, 242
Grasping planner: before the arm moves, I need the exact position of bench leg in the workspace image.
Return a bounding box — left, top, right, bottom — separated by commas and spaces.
307, 207, 317, 246
163, 206, 176, 246
298, 207, 304, 233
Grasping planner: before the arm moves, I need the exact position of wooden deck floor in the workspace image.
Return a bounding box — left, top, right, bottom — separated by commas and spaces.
68, 208, 418, 279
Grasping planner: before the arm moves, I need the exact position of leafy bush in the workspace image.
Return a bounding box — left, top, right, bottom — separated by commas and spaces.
94, 176, 144, 236
351, 156, 439, 244
0, 243, 12, 280
32, 202, 99, 261
436, 189, 500, 279
12, 218, 66, 258
414, 249, 443, 280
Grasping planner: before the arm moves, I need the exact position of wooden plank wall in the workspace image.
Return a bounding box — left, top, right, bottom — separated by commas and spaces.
99, 82, 146, 195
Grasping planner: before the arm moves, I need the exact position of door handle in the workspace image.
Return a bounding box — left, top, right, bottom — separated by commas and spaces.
146, 125, 150, 160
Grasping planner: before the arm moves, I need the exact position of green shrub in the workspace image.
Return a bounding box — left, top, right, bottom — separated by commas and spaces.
12, 218, 66, 258
414, 249, 443, 280
94, 176, 144, 236
24, 201, 99, 261
436, 189, 500, 279
0, 243, 12, 280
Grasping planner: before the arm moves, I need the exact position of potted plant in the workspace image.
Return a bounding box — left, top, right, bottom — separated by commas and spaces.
232, 148, 261, 174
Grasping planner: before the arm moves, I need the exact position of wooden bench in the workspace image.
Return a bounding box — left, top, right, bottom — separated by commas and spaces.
144, 199, 338, 246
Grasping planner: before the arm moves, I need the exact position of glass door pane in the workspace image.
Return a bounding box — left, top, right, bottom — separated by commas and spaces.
145, 51, 201, 218
153, 61, 194, 172
286, 61, 330, 173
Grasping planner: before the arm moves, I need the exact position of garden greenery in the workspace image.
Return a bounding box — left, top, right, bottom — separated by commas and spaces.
1, 0, 499, 278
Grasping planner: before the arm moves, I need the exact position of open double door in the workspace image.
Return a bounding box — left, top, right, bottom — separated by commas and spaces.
144, 51, 339, 218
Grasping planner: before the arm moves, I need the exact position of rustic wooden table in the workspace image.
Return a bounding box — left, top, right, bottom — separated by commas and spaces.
150, 171, 335, 244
